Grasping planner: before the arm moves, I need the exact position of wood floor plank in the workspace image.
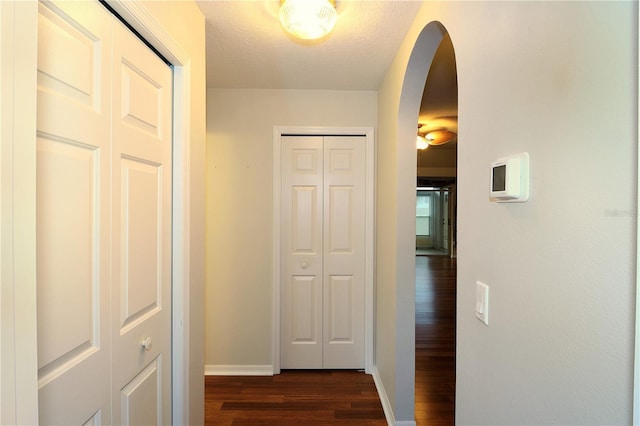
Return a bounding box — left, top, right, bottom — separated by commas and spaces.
205, 370, 386, 425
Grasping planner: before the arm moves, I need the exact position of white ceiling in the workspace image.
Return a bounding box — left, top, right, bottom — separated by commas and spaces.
195, 0, 424, 90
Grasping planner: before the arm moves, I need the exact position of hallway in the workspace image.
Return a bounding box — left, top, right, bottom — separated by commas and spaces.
204, 255, 456, 425
415, 255, 456, 425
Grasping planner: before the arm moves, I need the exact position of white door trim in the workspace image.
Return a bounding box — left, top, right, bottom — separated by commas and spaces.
634, 2, 640, 423
0, 1, 194, 423
0, 2, 39, 424
272, 126, 375, 374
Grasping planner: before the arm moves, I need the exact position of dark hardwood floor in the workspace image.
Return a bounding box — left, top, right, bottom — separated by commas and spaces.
204, 255, 456, 425
415, 255, 456, 425
205, 370, 386, 425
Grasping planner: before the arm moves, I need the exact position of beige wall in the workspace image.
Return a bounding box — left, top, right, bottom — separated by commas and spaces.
417, 148, 457, 177
418, 148, 456, 168
377, 1, 636, 423
205, 89, 377, 367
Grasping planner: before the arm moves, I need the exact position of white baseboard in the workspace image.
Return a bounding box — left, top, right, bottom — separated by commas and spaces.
371, 367, 416, 426
204, 365, 274, 376
372, 367, 395, 425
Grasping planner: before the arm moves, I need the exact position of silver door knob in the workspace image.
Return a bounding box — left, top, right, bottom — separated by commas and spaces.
141, 336, 152, 351
301, 261, 308, 270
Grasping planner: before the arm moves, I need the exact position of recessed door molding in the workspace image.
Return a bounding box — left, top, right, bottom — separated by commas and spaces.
272, 126, 375, 375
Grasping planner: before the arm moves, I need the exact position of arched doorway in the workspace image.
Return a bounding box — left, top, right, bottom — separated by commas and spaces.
416, 32, 457, 258
395, 21, 458, 424
414, 31, 458, 424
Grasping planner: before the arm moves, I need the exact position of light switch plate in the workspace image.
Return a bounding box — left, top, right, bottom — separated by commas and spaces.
475, 281, 489, 325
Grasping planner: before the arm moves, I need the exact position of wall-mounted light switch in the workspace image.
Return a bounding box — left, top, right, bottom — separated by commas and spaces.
476, 281, 489, 325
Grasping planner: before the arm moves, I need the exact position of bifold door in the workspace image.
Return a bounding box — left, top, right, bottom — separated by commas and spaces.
36, 1, 172, 423
281, 135, 366, 369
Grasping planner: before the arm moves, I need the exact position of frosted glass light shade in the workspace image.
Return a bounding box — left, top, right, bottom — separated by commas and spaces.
279, 0, 337, 40
416, 136, 429, 150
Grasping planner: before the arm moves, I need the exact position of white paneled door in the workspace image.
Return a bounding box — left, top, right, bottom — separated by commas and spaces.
281, 136, 366, 369
36, 2, 112, 423
36, 1, 172, 424
111, 13, 173, 426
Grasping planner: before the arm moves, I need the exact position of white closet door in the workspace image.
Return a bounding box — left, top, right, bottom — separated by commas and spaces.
111, 18, 173, 426
281, 135, 365, 369
281, 136, 324, 369
322, 136, 366, 368
36, 2, 112, 424
36, 1, 173, 423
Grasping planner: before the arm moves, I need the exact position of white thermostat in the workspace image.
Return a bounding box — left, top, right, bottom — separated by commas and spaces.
490, 152, 529, 202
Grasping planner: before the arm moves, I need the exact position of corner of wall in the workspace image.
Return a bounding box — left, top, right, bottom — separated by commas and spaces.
372, 367, 416, 426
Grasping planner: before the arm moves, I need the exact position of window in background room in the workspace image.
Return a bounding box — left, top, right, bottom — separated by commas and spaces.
416, 190, 432, 237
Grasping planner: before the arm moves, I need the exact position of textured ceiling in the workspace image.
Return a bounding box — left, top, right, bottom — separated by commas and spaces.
196, 0, 424, 90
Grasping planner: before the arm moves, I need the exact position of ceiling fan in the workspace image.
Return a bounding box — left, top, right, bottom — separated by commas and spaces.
417, 122, 457, 150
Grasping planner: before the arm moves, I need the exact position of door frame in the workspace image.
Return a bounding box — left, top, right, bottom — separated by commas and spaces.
272, 126, 375, 374
634, 2, 640, 422
0, 1, 194, 424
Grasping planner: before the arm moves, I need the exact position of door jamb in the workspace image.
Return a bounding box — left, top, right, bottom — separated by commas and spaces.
634, 2, 640, 422
0, 2, 39, 424
272, 126, 375, 374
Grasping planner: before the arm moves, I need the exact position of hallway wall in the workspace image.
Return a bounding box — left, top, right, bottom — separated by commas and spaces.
376, 1, 637, 424
205, 89, 377, 368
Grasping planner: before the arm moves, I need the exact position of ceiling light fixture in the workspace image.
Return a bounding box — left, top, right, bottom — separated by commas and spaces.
416, 135, 429, 150
424, 130, 457, 146
417, 124, 429, 150
418, 124, 457, 147
279, 0, 337, 40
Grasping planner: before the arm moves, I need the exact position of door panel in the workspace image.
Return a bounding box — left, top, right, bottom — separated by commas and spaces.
292, 186, 319, 251
328, 186, 353, 252
327, 275, 354, 342
120, 357, 162, 426
111, 17, 172, 425
291, 276, 321, 344
120, 62, 162, 135
281, 137, 323, 369
323, 137, 365, 369
119, 158, 163, 331
36, 1, 112, 424
281, 135, 365, 369
37, 137, 98, 370
37, 2, 101, 111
